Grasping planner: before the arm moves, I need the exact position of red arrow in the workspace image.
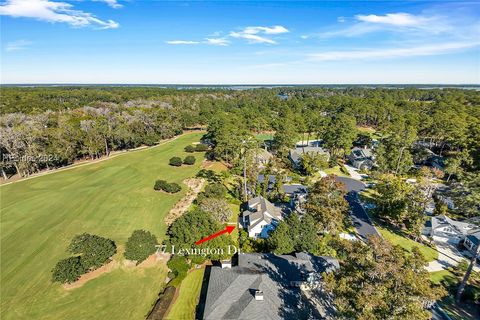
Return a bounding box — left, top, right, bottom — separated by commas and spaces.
195, 225, 235, 245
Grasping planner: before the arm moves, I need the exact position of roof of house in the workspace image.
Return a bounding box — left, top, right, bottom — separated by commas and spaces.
282, 184, 307, 196
431, 214, 476, 235
467, 231, 480, 246
350, 147, 373, 160
254, 148, 273, 162
289, 146, 329, 164
202, 253, 339, 320
243, 196, 283, 232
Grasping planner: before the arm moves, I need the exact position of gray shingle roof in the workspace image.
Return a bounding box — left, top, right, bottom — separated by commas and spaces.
289, 146, 329, 165
203, 253, 339, 320
243, 196, 283, 233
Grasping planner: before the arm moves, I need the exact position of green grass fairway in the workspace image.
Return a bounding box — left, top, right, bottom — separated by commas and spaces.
0, 132, 204, 320
377, 226, 438, 262
166, 268, 205, 320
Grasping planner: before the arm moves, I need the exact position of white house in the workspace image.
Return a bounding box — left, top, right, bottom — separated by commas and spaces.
242, 196, 283, 239
429, 214, 477, 244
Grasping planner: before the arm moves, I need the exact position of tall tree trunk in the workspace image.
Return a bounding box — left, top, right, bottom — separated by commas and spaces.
394, 146, 406, 175
1, 167, 7, 180
456, 244, 480, 303
104, 138, 110, 156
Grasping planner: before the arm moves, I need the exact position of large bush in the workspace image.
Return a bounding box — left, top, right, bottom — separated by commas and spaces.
183, 155, 196, 165
169, 157, 183, 166
124, 230, 158, 264
167, 255, 190, 278
154, 180, 181, 193
195, 144, 208, 152
51, 256, 85, 284
184, 145, 196, 153
68, 233, 117, 269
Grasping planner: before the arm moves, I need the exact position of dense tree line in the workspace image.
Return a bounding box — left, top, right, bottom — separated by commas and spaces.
2, 86, 479, 179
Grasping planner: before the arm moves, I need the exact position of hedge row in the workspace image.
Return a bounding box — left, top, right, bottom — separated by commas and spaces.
184, 144, 208, 153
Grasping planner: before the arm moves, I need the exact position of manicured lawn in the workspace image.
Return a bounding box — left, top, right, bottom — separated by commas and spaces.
377, 226, 438, 262
429, 270, 456, 285
323, 166, 349, 177
255, 133, 274, 141
166, 268, 205, 320
0, 132, 204, 320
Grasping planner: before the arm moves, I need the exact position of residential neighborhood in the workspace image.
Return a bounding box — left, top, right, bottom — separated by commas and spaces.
1, 1, 479, 318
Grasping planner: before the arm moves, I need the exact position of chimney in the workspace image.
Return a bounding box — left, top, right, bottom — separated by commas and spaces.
220, 260, 232, 269
254, 290, 264, 301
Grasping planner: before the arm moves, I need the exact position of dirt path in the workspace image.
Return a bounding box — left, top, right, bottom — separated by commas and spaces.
63, 260, 119, 290
164, 178, 206, 226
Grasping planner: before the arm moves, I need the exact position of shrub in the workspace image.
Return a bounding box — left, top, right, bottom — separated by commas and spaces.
154, 180, 181, 193
167, 255, 190, 278
52, 256, 85, 284
68, 233, 117, 270
169, 157, 182, 166
204, 183, 227, 198
183, 155, 196, 165
184, 145, 195, 153
124, 230, 158, 264
164, 182, 181, 193
195, 144, 208, 152
154, 180, 169, 191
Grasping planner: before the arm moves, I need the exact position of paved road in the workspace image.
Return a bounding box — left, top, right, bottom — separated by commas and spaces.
335, 177, 381, 241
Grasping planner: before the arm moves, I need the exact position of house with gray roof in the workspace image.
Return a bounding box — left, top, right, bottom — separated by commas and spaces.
464, 231, 480, 255
201, 253, 339, 320
348, 146, 374, 170
428, 214, 478, 244
242, 196, 284, 239
289, 142, 330, 169
282, 184, 308, 214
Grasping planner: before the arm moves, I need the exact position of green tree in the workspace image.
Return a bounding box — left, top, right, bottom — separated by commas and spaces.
51, 256, 85, 284
306, 176, 349, 234
68, 233, 117, 270
300, 152, 329, 175
323, 237, 446, 320
323, 113, 357, 157
124, 230, 158, 264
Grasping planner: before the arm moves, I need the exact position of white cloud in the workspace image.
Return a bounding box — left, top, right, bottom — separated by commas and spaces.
230, 32, 276, 44
5, 39, 32, 52
337, 16, 346, 23
355, 13, 430, 27
94, 0, 122, 9
166, 40, 200, 45
308, 41, 480, 61
0, 0, 119, 29
204, 38, 229, 46
229, 25, 289, 44
243, 25, 289, 35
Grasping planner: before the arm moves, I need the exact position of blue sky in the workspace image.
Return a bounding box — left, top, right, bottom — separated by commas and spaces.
1, 0, 479, 84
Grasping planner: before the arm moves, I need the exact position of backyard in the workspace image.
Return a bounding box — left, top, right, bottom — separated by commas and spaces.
166, 268, 205, 320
